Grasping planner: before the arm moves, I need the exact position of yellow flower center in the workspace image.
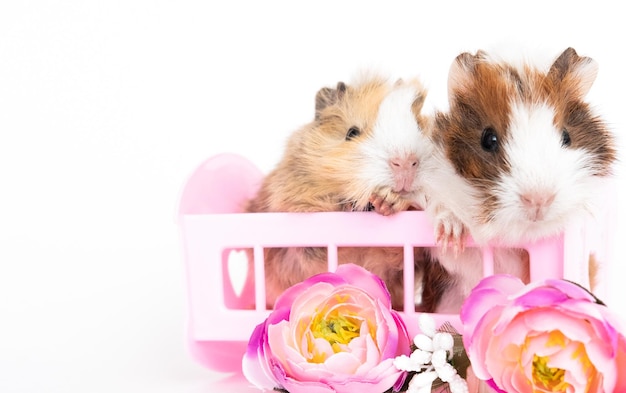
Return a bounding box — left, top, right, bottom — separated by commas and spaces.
532, 355, 568, 392
311, 311, 361, 346
525, 330, 596, 393
305, 297, 365, 363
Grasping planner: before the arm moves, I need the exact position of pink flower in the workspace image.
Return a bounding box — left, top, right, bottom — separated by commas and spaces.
242, 263, 411, 393
461, 274, 626, 393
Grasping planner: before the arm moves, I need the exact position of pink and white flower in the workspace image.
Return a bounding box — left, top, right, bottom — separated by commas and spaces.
242, 263, 411, 393
461, 274, 626, 393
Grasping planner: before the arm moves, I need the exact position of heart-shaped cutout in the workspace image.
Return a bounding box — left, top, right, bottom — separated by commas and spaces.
227, 249, 249, 297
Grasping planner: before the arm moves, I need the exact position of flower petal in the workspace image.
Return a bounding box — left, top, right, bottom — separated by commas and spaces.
613, 335, 626, 391
511, 285, 570, 309
275, 367, 336, 393
544, 278, 599, 302
242, 321, 278, 390
337, 264, 394, 309
274, 272, 347, 312
325, 351, 363, 375
461, 276, 517, 338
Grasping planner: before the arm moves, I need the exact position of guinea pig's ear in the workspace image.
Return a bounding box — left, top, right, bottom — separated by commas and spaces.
447, 52, 481, 97
547, 47, 599, 97
314, 82, 347, 120
411, 85, 427, 115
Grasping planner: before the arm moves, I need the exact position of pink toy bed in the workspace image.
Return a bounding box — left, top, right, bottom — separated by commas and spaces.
177, 153, 614, 373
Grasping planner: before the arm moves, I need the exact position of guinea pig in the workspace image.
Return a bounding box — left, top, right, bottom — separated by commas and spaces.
245, 72, 440, 310
421, 47, 617, 313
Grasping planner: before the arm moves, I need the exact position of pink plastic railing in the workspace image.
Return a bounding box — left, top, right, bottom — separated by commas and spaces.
176, 153, 614, 373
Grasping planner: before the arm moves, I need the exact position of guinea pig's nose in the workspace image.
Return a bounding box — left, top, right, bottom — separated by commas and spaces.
390, 154, 419, 192
519, 191, 556, 221
519, 192, 556, 208
390, 156, 419, 171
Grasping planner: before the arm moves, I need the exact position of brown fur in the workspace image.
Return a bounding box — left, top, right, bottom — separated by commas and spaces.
245, 74, 435, 310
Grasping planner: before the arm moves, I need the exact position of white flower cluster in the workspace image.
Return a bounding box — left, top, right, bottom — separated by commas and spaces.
393, 314, 469, 393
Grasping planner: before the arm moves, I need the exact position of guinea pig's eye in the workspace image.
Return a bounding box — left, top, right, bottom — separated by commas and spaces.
346, 126, 361, 141
561, 128, 571, 147
480, 127, 498, 152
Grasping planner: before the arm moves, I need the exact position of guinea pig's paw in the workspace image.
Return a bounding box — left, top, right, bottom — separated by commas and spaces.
369, 192, 408, 216
434, 211, 467, 256
368, 193, 394, 215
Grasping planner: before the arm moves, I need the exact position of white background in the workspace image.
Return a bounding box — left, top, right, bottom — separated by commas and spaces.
1, 1, 625, 392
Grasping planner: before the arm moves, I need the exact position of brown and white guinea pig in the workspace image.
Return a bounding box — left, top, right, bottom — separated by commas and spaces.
245, 72, 440, 310
421, 47, 617, 313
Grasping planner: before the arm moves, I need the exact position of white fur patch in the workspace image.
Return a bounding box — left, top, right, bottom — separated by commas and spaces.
371, 85, 424, 155
482, 101, 597, 242
356, 84, 432, 195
